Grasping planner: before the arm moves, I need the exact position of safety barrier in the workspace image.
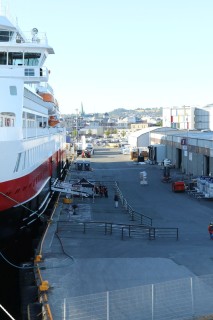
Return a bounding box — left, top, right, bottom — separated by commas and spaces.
48, 274, 213, 320
57, 221, 178, 241
121, 225, 178, 240
34, 178, 178, 318
114, 182, 152, 226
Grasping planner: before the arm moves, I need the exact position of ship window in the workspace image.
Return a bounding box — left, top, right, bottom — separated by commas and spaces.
8, 52, 23, 65
5, 118, 11, 126
0, 51, 7, 64
24, 52, 41, 66
0, 30, 13, 42
25, 68, 35, 76
27, 113, 35, 120
10, 86, 17, 95
0, 112, 15, 127
28, 120, 36, 128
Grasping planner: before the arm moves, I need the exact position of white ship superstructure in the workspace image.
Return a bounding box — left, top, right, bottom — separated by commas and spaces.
0, 7, 66, 215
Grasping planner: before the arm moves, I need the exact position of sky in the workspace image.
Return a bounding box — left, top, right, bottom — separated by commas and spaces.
7, 0, 213, 114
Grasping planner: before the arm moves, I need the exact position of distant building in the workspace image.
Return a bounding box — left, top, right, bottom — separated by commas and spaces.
194, 104, 213, 131
163, 104, 213, 131
163, 106, 194, 130
130, 122, 148, 131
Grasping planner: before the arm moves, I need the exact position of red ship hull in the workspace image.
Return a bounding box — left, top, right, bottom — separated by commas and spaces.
0, 149, 66, 212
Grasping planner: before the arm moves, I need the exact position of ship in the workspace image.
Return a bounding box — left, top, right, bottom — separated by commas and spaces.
0, 7, 67, 241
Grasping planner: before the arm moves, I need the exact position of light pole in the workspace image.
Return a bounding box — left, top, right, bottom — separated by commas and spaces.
75, 108, 78, 142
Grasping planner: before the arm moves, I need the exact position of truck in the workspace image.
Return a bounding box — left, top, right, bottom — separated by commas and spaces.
75, 142, 83, 156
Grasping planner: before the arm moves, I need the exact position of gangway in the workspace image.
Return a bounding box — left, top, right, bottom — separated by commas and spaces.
51, 180, 94, 198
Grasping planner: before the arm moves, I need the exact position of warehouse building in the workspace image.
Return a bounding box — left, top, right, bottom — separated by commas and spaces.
128, 126, 213, 177
150, 129, 213, 177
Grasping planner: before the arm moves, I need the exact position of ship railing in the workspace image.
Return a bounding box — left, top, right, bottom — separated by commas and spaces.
23, 126, 64, 139
0, 32, 48, 45
17, 31, 48, 45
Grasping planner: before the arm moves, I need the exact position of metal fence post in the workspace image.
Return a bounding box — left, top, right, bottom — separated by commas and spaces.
190, 277, 194, 317
107, 291, 109, 320
63, 298, 66, 320
151, 284, 154, 320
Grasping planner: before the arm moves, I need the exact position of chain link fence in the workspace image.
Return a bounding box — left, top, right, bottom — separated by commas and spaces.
49, 274, 213, 319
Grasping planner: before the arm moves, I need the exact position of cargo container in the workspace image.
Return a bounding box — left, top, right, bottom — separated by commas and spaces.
148, 144, 166, 164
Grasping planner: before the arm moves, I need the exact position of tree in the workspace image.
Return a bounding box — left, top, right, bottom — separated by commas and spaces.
87, 129, 92, 136
156, 120, 163, 126
121, 130, 126, 138
72, 129, 77, 138
105, 129, 111, 138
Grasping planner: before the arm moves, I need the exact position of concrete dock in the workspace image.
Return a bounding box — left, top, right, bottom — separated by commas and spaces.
36, 148, 213, 319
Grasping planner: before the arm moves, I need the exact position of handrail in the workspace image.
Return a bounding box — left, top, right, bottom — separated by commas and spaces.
57, 220, 178, 240
114, 181, 153, 226
121, 225, 179, 240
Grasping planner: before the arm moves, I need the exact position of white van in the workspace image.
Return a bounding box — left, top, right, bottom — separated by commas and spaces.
120, 144, 131, 154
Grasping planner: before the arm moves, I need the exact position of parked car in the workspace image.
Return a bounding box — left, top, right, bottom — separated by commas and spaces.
85, 143, 94, 155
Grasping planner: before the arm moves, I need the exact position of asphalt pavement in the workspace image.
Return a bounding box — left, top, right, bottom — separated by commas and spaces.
39, 148, 213, 313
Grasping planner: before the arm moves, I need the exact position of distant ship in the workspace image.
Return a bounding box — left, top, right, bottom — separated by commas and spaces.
0, 6, 67, 239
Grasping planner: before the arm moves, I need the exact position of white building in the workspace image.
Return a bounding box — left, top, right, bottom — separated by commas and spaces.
163, 106, 195, 130
194, 105, 213, 131
128, 127, 160, 148
163, 104, 213, 131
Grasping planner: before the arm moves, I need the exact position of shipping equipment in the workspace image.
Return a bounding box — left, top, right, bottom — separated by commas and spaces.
172, 181, 185, 192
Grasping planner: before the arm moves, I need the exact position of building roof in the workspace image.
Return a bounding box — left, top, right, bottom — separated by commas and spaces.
129, 126, 161, 138
154, 128, 213, 141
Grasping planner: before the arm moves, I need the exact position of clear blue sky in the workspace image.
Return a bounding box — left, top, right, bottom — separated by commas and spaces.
10, 0, 213, 114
